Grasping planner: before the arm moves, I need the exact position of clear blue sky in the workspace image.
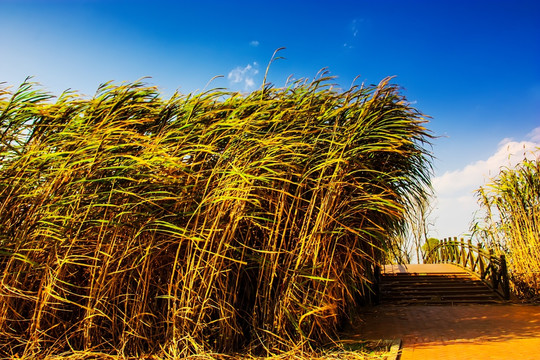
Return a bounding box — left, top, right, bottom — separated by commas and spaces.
1, 0, 539, 240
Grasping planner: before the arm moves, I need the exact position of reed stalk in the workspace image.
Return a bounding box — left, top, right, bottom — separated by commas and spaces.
476, 158, 540, 298
0, 75, 432, 358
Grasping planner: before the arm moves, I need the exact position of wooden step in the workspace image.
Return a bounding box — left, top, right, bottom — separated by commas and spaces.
381, 282, 489, 290
382, 281, 479, 286
384, 298, 502, 305
381, 288, 496, 295
378, 269, 503, 305
381, 277, 476, 282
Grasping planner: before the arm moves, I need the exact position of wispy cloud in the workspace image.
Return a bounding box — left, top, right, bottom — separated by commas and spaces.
249, 40, 259, 47
227, 62, 259, 91
434, 140, 539, 196
430, 132, 540, 238
527, 126, 540, 142
343, 18, 365, 49
350, 18, 365, 38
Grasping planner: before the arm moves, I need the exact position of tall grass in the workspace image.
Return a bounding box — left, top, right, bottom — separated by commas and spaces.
476, 158, 540, 298
0, 75, 432, 358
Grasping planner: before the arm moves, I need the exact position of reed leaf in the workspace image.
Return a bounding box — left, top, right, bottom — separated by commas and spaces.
0, 75, 432, 358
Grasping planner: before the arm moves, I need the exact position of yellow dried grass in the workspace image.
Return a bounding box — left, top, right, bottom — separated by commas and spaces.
0, 74, 431, 358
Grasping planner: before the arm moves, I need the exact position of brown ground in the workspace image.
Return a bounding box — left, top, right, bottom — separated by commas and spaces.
346, 304, 540, 359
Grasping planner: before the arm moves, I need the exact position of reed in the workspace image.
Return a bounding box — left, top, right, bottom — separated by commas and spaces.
0, 74, 432, 358
476, 158, 540, 299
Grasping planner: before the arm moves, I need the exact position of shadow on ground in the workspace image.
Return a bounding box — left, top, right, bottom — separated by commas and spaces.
345, 304, 540, 347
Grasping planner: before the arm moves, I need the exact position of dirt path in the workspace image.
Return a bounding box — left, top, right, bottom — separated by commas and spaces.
346, 304, 540, 359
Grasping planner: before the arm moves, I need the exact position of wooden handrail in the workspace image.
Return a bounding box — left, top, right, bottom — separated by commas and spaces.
424, 237, 510, 300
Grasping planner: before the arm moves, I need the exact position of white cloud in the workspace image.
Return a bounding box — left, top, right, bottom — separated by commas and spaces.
434, 139, 539, 196
527, 126, 540, 142
249, 40, 259, 47
351, 19, 360, 37
343, 18, 366, 50
245, 77, 255, 88
498, 137, 513, 146
431, 133, 540, 238
227, 62, 259, 91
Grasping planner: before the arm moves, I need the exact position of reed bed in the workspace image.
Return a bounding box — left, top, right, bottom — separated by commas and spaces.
476, 158, 540, 299
0, 75, 431, 358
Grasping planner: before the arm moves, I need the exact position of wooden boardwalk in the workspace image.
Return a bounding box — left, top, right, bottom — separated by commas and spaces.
380, 263, 501, 305
351, 304, 540, 359
383, 263, 470, 274
346, 264, 540, 359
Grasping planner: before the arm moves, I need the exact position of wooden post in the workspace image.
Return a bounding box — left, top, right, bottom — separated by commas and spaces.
500, 254, 510, 300
460, 238, 466, 267
489, 249, 497, 290
468, 239, 474, 270
442, 238, 447, 262
479, 243, 485, 279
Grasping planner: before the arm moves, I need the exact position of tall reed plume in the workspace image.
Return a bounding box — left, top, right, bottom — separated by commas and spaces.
0, 75, 432, 358
476, 158, 540, 299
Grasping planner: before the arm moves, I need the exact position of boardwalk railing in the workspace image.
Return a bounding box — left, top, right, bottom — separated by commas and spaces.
424, 237, 510, 300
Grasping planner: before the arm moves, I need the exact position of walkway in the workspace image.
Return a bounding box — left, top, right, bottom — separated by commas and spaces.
346, 264, 540, 359
383, 263, 471, 275
350, 304, 540, 359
